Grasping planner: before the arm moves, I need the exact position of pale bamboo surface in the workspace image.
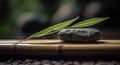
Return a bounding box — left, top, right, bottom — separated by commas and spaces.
0, 39, 120, 56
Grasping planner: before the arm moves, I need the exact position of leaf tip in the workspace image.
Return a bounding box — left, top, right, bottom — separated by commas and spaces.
76, 16, 80, 20
104, 17, 109, 19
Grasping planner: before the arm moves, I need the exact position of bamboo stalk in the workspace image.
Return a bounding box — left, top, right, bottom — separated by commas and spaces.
0, 40, 120, 56
0, 40, 18, 54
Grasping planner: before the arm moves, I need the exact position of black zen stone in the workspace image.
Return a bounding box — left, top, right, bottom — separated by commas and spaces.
58, 28, 102, 42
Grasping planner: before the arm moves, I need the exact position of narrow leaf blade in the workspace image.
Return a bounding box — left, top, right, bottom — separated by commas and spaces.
26, 17, 79, 39
71, 17, 109, 28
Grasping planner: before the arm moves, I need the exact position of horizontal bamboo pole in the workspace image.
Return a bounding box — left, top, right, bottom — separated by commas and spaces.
0, 40, 120, 56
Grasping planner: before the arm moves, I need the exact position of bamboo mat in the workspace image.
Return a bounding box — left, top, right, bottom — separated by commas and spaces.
0, 39, 120, 56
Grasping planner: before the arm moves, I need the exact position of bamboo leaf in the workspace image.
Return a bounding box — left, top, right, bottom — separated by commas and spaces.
71, 17, 109, 28
26, 16, 79, 39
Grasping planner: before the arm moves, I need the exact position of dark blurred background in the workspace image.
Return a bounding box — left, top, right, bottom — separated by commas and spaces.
0, 0, 120, 39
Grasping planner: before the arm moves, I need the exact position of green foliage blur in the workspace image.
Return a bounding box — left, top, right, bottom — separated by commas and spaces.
0, 0, 78, 39
0, 0, 119, 39
0, 0, 60, 38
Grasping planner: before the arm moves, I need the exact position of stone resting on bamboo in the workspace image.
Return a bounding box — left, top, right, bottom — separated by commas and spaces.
58, 28, 102, 42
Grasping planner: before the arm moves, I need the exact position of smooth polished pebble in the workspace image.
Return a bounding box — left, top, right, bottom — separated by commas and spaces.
58, 28, 102, 42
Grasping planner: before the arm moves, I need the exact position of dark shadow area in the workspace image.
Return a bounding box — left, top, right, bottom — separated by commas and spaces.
60, 40, 105, 44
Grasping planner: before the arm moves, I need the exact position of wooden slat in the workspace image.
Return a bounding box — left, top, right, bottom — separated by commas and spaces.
1, 39, 120, 44
0, 40, 120, 56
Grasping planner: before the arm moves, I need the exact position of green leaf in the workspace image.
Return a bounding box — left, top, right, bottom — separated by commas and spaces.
71, 17, 109, 28
26, 16, 79, 39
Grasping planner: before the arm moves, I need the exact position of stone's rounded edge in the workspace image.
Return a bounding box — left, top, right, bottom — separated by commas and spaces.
58, 28, 102, 42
